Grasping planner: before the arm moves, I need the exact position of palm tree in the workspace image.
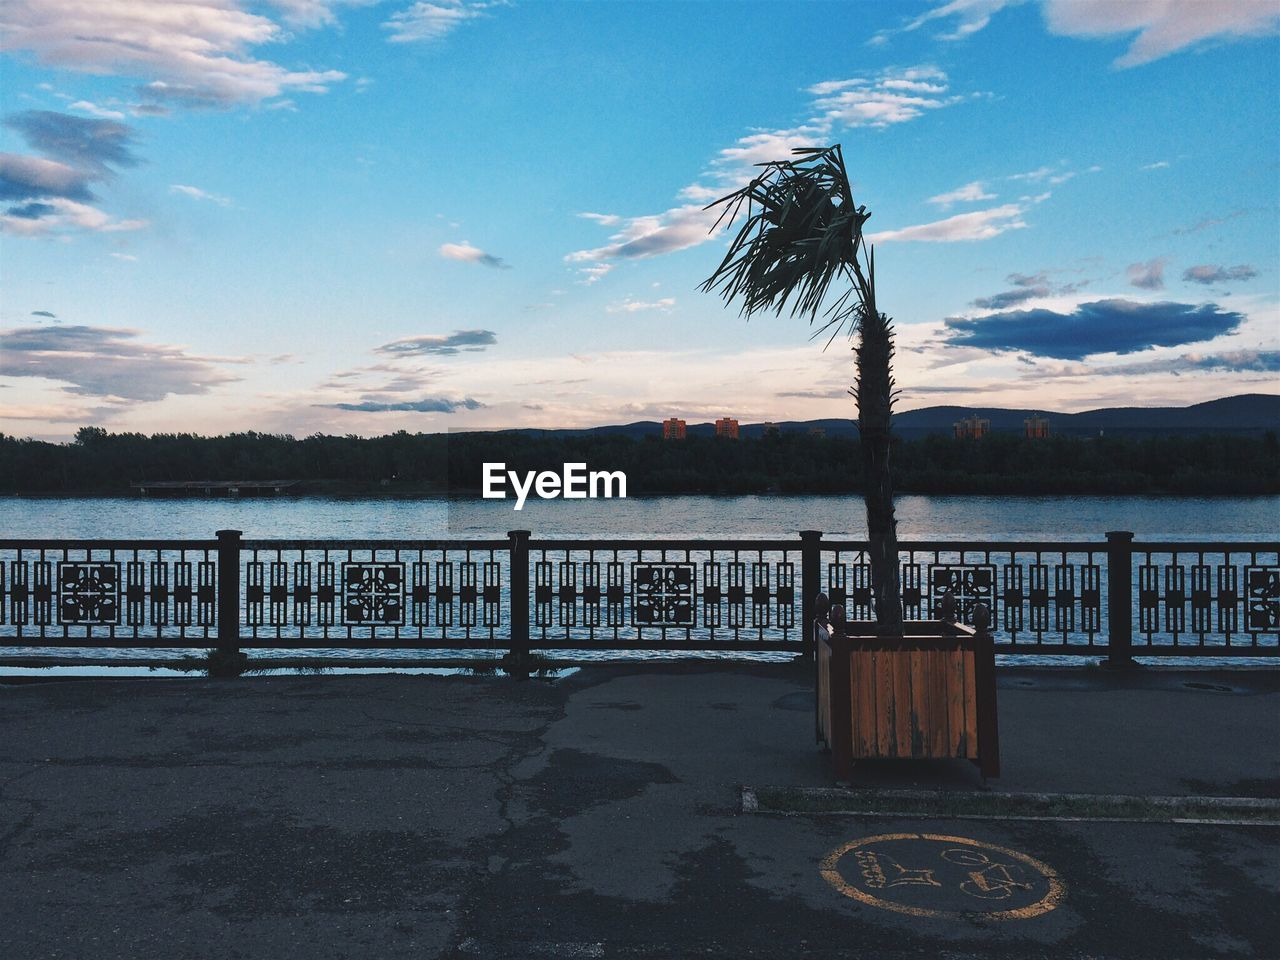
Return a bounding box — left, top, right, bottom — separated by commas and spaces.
701, 144, 903, 633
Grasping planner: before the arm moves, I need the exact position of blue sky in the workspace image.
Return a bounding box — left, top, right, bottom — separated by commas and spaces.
2, 0, 1277, 439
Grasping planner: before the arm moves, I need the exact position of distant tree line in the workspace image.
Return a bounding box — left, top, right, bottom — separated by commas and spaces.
0, 426, 1276, 496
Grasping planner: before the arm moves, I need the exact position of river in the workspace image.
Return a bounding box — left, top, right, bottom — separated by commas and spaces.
1, 493, 1275, 540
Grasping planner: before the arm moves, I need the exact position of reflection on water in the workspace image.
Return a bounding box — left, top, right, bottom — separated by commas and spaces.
1, 492, 1275, 540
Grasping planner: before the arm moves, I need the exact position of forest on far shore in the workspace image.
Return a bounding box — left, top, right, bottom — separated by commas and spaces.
2, 426, 1277, 496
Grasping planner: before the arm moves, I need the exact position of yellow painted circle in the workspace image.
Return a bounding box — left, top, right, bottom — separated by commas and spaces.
820, 832, 1065, 920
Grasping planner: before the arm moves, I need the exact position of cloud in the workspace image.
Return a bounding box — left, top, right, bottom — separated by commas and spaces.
30, 310, 56, 318
265, 0, 379, 29
383, 1, 497, 43
927, 181, 996, 207
970, 270, 1091, 308
1093, 350, 1280, 377
943, 299, 1246, 360
806, 66, 963, 128
1, 0, 346, 109
1, 197, 147, 236
1171, 210, 1249, 235
376, 329, 497, 356
3, 112, 141, 177
868, 203, 1027, 243
564, 65, 976, 280
578, 212, 621, 226
0, 112, 146, 235
878, 1, 1280, 66
875, 0, 1020, 44
1006, 162, 1083, 185
0, 152, 95, 202
322, 397, 485, 412
971, 286, 1049, 310
777, 388, 849, 399
170, 184, 232, 206
67, 100, 126, 120
1041, 0, 1280, 68
439, 241, 508, 268
566, 204, 718, 266
1141, 160, 1170, 170
575, 264, 613, 286
1126, 257, 1166, 290
606, 298, 676, 314
1182, 264, 1258, 285
0, 325, 240, 401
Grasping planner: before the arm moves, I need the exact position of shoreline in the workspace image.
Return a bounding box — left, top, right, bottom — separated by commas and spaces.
5, 488, 1279, 501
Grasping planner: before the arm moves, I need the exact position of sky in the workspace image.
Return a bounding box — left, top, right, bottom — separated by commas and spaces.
1, 0, 1278, 441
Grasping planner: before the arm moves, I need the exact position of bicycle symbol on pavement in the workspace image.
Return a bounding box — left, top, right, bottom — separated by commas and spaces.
821, 833, 1065, 920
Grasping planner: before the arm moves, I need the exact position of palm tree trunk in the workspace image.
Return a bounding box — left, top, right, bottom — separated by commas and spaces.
855, 309, 903, 634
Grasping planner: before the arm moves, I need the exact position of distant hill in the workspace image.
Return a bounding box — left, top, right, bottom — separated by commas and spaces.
505, 394, 1279, 440
891, 394, 1280, 439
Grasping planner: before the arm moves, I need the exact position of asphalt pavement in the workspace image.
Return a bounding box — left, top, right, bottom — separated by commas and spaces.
1, 663, 1276, 959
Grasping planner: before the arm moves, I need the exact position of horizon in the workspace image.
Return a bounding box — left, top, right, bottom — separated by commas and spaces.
2, 1, 1278, 442
15, 390, 1276, 443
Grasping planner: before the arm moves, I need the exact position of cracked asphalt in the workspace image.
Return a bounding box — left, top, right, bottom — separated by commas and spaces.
1, 664, 1277, 959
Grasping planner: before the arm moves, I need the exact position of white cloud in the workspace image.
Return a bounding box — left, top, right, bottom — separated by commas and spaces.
575, 264, 613, 286
1141, 160, 1170, 171
565, 204, 718, 267
905, 0, 1020, 41
67, 100, 125, 120
564, 65, 976, 280
807, 66, 961, 128
606, 298, 676, 314
383, 1, 496, 43
170, 184, 231, 206
713, 125, 833, 167
927, 180, 996, 207
0, 0, 346, 109
1007, 163, 1085, 186
578, 212, 621, 226
439, 240, 508, 268
265, 0, 378, 29
0, 198, 147, 236
878, 0, 1280, 67
868, 203, 1028, 243
1043, 0, 1280, 67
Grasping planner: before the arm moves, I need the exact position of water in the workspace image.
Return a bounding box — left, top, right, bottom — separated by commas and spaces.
1, 492, 1275, 541
1, 494, 1275, 671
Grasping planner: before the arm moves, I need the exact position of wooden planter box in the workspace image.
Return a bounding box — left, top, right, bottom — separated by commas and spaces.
816, 619, 1000, 780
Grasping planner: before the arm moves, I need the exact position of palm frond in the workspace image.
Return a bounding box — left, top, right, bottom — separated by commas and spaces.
700, 144, 872, 337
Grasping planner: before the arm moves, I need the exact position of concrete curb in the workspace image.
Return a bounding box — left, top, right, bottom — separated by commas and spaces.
740, 785, 1280, 826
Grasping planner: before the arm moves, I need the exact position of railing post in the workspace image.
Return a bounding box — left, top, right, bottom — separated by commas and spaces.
507, 529, 531, 676
214, 529, 243, 675
1105, 530, 1135, 669
800, 530, 823, 659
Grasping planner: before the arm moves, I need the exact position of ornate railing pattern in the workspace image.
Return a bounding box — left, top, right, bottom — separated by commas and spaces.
1131, 542, 1279, 653
822, 541, 1109, 656
526, 540, 800, 650
236, 540, 509, 647
0, 540, 218, 645
0, 531, 1275, 659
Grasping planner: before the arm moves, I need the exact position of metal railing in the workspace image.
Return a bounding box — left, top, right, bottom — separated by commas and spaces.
0, 530, 1276, 663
